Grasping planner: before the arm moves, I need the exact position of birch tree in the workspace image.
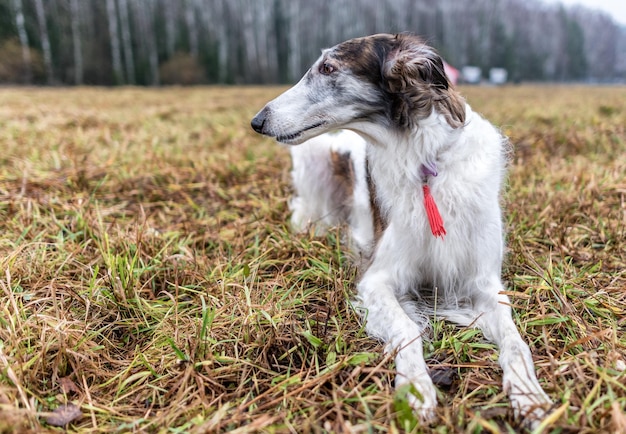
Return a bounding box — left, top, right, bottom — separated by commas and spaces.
34, 0, 53, 84
12, 0, 31, 83
69, 0, 83, 84
106, 0, 124, 83
163, 1, 178, 57
146, 0, 160, 86
287, 0, 301, 81
254, 0, 273, 81
241, 0, 260, 82
118, 0, 135, 84
211, 0, 230, 82
273, 0, 290, 82
133, 0, 159, 85
185, 0, 199, 58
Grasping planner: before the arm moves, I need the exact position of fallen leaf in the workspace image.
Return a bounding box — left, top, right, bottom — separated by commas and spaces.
430, 367, 457, 388
45, 403, 82, 427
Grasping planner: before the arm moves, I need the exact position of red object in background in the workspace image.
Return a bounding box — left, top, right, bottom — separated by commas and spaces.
443, 61, 459, 86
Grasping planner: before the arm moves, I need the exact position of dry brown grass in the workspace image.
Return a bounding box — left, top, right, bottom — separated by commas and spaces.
0, 85, 624, 433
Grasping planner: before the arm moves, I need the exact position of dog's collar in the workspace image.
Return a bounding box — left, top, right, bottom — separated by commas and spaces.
420, 163, 446, 239
420, 161, 438, 179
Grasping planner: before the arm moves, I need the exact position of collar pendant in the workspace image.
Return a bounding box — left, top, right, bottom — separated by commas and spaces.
420, 163, 446, 239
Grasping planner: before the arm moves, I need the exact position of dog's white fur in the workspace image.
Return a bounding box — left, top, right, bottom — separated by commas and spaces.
252, 33, 552, 425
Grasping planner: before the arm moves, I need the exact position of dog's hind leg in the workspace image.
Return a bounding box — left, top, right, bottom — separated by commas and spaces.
289, 132, 360, 233
472, 279, 553, 428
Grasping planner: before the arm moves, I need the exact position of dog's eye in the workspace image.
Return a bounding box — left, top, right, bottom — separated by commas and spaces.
319, 62, 336, 75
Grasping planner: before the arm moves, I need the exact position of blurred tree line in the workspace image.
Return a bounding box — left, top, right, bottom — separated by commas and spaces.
0, 0, 624, 85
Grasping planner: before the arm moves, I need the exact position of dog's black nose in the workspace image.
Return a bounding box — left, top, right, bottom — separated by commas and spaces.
251, 111, 266, 134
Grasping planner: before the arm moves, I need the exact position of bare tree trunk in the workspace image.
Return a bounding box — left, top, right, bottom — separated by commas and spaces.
34, 0, 53, 84
288, 0, 300, 81
164, 1, 177, 57
241, 0, 259, 82
255, 0, 270, 83
12, 0, 32, 84
106, 0, 124, 84
118, 0, 135, 84
69, 0, 83, 85
147, 0, 160, 85
134, 0, 159, 85
185, 0, 199, 58
211, 0, 229, 82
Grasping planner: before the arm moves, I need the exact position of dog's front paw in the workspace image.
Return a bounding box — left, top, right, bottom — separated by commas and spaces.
395, 372, 438, 423
508, 383, 553, 429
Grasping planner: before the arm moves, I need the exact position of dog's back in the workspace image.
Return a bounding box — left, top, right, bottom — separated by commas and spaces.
289, 130, 376, 255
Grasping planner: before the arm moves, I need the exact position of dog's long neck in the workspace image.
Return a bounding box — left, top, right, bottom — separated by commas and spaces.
359, 109, 465, 177
359, 107, 469, 227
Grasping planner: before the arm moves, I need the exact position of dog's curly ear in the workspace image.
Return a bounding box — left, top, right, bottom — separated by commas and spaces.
382, 34, 465, 129
382, 36, 449, 92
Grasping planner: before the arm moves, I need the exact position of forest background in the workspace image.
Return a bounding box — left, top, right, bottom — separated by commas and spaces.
1, 0, 625, 86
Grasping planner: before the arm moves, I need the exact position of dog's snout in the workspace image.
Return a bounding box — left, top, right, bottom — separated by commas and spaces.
251, 109, 268, 134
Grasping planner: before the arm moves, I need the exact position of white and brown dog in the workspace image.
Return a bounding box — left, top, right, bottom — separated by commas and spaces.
252, 33, 552, 425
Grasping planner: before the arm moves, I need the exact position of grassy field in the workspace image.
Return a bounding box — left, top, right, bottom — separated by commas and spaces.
0, 85, 624, 433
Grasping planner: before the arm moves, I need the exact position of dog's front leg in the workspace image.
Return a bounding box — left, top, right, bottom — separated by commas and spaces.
357, 264, 437, 422
473, 279, 553, 428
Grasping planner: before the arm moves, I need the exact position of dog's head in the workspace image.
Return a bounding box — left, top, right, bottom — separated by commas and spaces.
251, 33, 465, 145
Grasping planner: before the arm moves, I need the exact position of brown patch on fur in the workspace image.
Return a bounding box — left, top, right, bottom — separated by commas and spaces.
438, 91, 466, 129
365, 158, 387, 245
330, 150, 355, 222
330, 150, 355, 197
331, 37, 384, 80
382, 34, 466, 129
331, 33, 466, 130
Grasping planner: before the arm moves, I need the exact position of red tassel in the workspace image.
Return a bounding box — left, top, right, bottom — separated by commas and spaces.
422, 185, 446, 239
